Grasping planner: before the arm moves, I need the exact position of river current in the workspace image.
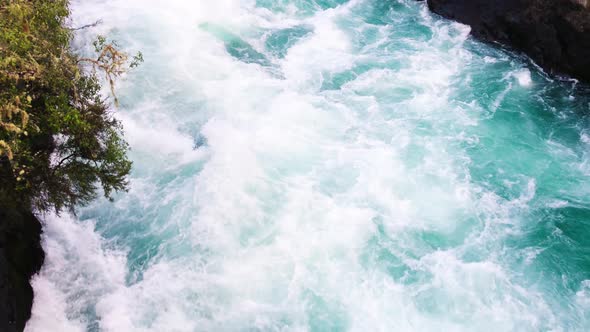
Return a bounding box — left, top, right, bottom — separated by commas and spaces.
26, 0, 590, 331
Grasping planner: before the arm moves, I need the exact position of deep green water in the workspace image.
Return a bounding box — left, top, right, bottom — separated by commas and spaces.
27, 0, 590, 331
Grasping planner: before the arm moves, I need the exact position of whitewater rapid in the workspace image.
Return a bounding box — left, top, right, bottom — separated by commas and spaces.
26, 0, 590, 331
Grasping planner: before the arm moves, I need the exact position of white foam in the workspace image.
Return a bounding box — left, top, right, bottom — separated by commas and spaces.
26, 214, 128, 331
26, 0, 580, 331
25, 277, 85, 332
576, 280, 590, 307
514, 69, 533, 87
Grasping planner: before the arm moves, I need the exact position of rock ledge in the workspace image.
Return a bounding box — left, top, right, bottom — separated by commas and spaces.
427, 0, 590, 82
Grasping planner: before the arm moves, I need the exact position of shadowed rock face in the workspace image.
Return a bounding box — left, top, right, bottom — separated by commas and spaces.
572, 0, 588, 8
427, 0, 590, 82
0, 159, 44, 332
0, 209, 44, 332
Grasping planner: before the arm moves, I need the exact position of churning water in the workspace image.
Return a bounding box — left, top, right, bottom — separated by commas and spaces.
26, 0, 590, 331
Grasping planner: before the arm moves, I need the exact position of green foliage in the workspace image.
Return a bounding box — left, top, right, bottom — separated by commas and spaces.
0, 0, 138, 212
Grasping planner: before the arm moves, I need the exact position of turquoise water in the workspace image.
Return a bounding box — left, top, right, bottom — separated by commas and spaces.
26, 0, 590, 331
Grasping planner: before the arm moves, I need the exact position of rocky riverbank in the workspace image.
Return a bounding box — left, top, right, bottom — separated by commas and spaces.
427, 0, 590, 82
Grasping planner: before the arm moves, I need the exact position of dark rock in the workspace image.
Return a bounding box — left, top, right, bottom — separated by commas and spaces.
0, 209, 44, 332
0, 158, 45, 332
427, 0, 590, 82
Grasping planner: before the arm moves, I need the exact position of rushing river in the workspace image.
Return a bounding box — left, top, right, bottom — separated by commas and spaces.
26, 0, 590, 331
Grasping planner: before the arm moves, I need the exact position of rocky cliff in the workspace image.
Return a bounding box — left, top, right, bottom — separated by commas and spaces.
427, 0, 590, 82
0, 159, 44, 332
